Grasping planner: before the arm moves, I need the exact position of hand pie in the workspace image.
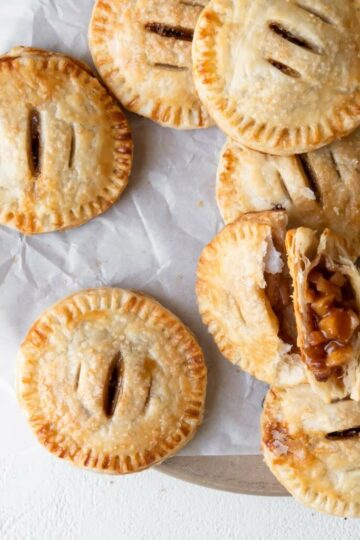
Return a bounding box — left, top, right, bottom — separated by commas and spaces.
89, 0, 212, 129
216, 133, 360, 256
196, 210, 304, 386
193, 0, 360, 154
0, 47, 132, 235
262, 385, 360, 517
17, 288, 207, 474
286, 228, 360, 402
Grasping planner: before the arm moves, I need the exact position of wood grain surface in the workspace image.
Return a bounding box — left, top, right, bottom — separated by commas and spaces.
158, 456, 288, 496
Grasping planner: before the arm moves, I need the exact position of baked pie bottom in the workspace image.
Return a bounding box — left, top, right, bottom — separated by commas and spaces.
17, 288, 207, 474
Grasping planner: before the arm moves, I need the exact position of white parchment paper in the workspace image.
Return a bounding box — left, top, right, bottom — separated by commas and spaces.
0, 0, 267, 458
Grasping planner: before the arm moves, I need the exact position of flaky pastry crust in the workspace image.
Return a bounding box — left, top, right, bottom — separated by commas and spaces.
89, 0, 212, 129
193, 0, 360, 154
17, 288, 207, 474
196, 210, 304, 385
216, 134, 360, 256
0, 47, 132, 234
262, 385, 360, 517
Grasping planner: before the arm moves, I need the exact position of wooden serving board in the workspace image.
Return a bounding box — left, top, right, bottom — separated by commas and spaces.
158, 455, 288, 495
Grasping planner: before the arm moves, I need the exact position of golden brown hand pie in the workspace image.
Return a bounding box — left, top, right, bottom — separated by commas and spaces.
193, 0, 360, 154
89, 0, 212, 129
0, 47, 132, 235
286, 228, 360, 403
17, 288, 207, 474
262, 385, 360, 517
216, 133, 360, 256
196, 210, 305, 385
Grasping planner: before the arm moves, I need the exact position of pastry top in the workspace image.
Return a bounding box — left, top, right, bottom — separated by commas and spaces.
193, 0, 360, 154
0, 47, 132, 235
286, 227, 360, 403
262, 385, 360, 517
216, 132, 360, 256
89, 0, 212, 129
17, 288, 207, 474
196, 210, 305, 385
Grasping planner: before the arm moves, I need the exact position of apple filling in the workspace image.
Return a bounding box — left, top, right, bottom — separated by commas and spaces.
303, 263, 360, 382
265, 272, 298, 348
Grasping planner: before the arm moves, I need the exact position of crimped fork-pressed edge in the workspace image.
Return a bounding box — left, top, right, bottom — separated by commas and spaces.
88, 0, 213, 129
18, 288, 207, 475
0, 51, 133, 234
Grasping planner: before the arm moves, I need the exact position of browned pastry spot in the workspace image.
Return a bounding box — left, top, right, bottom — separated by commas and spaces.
263, 419, 291, 456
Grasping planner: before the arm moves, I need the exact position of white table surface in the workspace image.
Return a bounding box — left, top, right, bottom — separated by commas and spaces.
1, 446, 359, 540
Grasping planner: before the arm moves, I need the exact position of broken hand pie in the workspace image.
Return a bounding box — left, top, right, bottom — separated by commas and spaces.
0, 47, 132, 234
287, 227, 360, 403
193, 0, 360, 154
262, 385, 360, 517
89, 0, 212, 129
216, 132, 360, 257
17, 288, 207, 474
196, 210, 304, 386
197, 210, 360, 402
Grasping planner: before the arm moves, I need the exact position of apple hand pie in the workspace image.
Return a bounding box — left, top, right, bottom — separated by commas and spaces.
193, 0, 360, 154
0, 47, 132, 234
216, 131, 360, 257
196, 210, 305, 386
262, 385, 360, 517
17, 288, 207, 474
286, 228, 360, 403
89, 0, 213, 129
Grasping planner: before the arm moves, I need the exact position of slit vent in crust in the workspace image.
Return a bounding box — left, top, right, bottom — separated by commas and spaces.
144, 22, 194, 42
277, 171, 293, 204
103, 352, 124, 418
180, 1, 205, 7
68, 125, 76, 168
295, 2, 334, 25
28, 109, 41, 176
268, 22, 322, 54
329, 150, 343, 181
297, 154, 322, 204
153, 63, 188, 71
142, 376, 153, 413
326, 426, 360, 440
74, 363, 81, 391
266, 58, 301, 79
